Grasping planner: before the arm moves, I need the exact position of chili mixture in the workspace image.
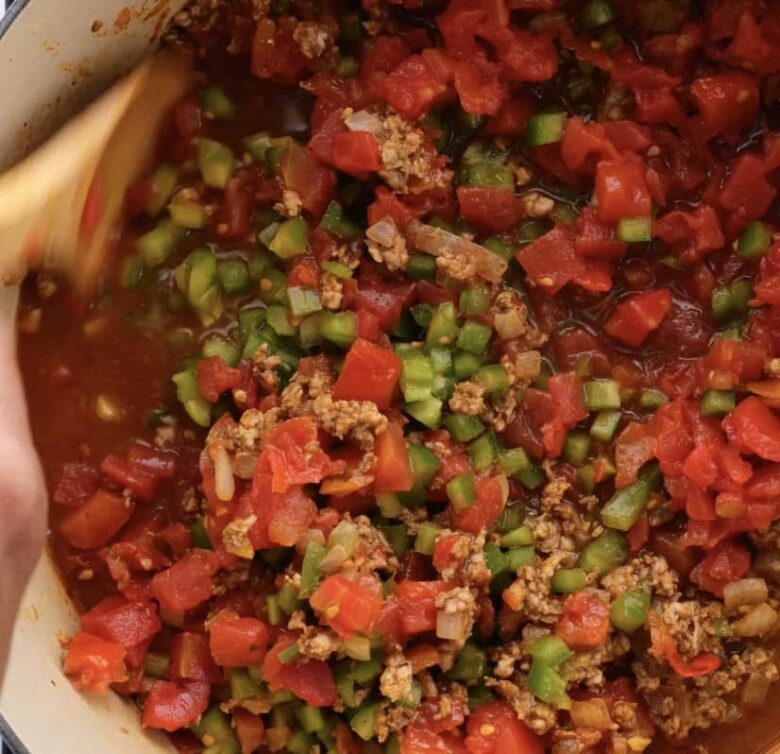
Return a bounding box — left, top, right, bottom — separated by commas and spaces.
17, 0, 780, 752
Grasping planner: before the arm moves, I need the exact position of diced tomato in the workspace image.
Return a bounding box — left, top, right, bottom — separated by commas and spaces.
310, 574, 384, 636
603, 121, 653, 153
329, 131, 382, 177
595, 159, 652, 224
485, 94, 535, 138
453, 475, 506, 534
402, 724, 460, 754
266, 485, 318, 546
555, 592, 610, 651
360, 35, 413, 93
547, 371, 587, 427
368, 186, 416, 228
209, 612, 269, 667
60, 489, 134, 550
151, 550, 220, 613
81, 597, 160, 649
394, 580, 449, 636
332, 339, 402, 410
261, 416, 335, 493
374, 422, 415, 493
691, 72, 759, 138
718, 153, 777, 226
611, 50, 682, 91
142, 679, 211, 731
723, 397, 780, 463
561, 117, 619, 172
516, 223, 582, 295
384, 53, 450, 119
63, 632, 128, 694
574, 208, 627, 260
251, 17, 307, 83
457, 186, 521, 233
288, 254, 320, 289
356, 307, 381, 342
654, 205, 724, 264
280, 142, 336, 218
197, 356, 243, 403
649, 615, 721, 678
453, 57, 506, 116
464, 700, 543, 754
355, 266, 415, 330
627, 513, 650, 552
691, 538, 751, 597
604, 289, 673, 348
233, 709, 265, 754
481, 26, 558, 83
53, 463, 101, 508
261, 636, 337, 707
170, 632, 221, 682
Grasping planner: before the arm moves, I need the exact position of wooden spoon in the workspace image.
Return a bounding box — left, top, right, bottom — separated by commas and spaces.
0, 52, 193, 292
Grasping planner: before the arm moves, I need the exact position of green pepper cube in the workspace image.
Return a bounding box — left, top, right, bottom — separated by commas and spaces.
217, 258, 250, 295
202, 334, 241, 367
600, 463, 661, 531
528, 661, 571, 709
145, 164, 179, 217
700, 389, 735, 417
426, 302, 459, 348
639, 388, 669, 409
201, 85, 236, 120
197, 138, 234, 189
483, 235, 515, 261
446, 472, 476, 511
446, 643, 487, 684
453, 351, 484, 380
610, 589, 651, 633
526, 112, 567, 147
564, 430, 591, 466
444, 413, 486, 442
457, 320, 492, 355
242, 131, 272, 162
551, 567, 588, 594
506, 546, 535, 571
738, 221, 773, 259
578, 529, 628, 576
584, 378, 621, 410
320, 311, 357, 348
398, 350, 435, 403
617, 216, 652, 243
169, 196, 206, 229
531, 635, 573, 667
270, 216, 309, 259
414, 521, 442, 555
580, 0, 616, 28
398, 444, 442, 507
288, 286, 323, 317
459, 286, 491, 315
469, 431, 501, 472
407, 252, 437, 280
475, 364, 510, 394
300, 541, 327, 597
137, 219, 184, 268
266, 305, 297, 337
590, 409, 622, 442
712, 279, 753, 322
320, 200, 361, 240
500, 525, 534, 548
404, 396, 443, 429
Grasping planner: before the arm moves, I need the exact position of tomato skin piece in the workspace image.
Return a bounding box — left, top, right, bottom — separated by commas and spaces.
150, 550, 220, 613
453, 475, 507, 534
516, 223, 580, 295
485, 95, 534, 138
723, 397, 780, 463
718, 154, 777, 227
604, 289, 673, 348
60, 489, 135, 550
464, 701, 543, 754
233, 709, 265, 754
691, 538, 751, 597
63, 632, 128, 694
142, 679, 211, 732
209, 613, 270, 667
309, 574, 384, 636
251, 17, 307, 84
555, 592, 610, 651
561, 117, 619, 173
333, 339, 402, 410
261, 637, 338, 707
457, 187, 521, 233
595, 159, 652, 224
80, 596, 161, 649
280, 142, 336, 219
453, 57, 507, 116
374, 422, 415, 493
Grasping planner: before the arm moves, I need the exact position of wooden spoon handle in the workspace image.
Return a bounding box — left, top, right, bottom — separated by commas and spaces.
0, 52, 193, 292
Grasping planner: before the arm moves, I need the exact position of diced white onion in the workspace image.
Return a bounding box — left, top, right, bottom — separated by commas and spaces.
436, 610, 470, 642
342, 634, 371, 661
732, 602, 778, 637
495, 473, 509, 506
512, 350, 542, 380
742, 671, 771, 707
327, 521, 359, 557
366, 218, 398, 247
344, 109, 382, 134
320, 544, 349, 574
723, 578, 768, 611
213, 445, 235, 502
232, 451, 257, 480
406, 220, 508, 284
569, 699, 612, 731
494, 310, 526, 340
